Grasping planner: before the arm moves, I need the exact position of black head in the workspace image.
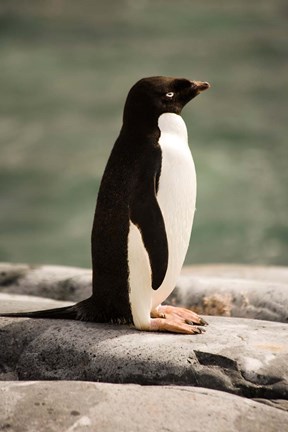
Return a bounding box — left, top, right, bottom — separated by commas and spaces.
123, 76, 210, 129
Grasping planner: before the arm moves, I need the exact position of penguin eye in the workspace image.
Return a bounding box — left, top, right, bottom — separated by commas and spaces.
165, 92, 174, 98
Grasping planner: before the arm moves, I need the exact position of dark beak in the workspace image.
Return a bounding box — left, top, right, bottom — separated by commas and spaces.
191, 80, 211, 94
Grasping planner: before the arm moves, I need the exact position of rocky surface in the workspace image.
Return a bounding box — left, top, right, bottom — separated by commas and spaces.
0, 292, 73, 314
1, 381, 287, 432
0, 296, 287, 404
0, 262, 287, 322
0, 263, 92, 302
1, 263, 288, 431
168, 266, 288, 323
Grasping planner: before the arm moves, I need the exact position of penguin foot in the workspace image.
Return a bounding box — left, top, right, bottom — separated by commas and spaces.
149, 317, 205, 334
149, 305, 208, 334
152, 305, 208, 326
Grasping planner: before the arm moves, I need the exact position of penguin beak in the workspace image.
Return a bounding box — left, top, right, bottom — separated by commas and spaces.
191, 81, 211, 94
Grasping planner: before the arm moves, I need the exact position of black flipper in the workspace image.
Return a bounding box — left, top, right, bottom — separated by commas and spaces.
130, 177, 168, 290
0, 305, 78, 320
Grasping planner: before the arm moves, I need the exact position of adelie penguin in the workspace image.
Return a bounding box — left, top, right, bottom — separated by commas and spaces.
1, 76, 210, 334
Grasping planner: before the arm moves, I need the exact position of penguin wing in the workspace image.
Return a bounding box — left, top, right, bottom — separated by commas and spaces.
130, 186, 168, 290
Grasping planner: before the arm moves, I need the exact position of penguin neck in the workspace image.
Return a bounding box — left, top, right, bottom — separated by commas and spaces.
158, 113, 188, 143
120, 112, 187, 143
120, 115, 160, 142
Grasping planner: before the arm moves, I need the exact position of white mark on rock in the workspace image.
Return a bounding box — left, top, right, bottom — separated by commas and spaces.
263, 353, 276, 364
244, 357, 263, 373
242, 354, 277, 384
66, 416, 92, 432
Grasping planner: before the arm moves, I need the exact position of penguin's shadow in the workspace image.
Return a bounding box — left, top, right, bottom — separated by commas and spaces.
1, 317, 137, 349
1, 316, 192, 385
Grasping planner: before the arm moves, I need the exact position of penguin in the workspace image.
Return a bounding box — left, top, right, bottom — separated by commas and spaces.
0, 76, 210, 334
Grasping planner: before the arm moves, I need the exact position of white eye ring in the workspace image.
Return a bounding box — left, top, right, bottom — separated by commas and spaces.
166, 92, 174, 98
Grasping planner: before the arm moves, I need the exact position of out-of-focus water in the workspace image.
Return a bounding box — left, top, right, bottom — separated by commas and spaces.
0, 0, 287, 267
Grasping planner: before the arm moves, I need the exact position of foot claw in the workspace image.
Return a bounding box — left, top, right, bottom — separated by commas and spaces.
185, 320, 207, 332
199, 317, 209, 326
185, 320, 194, 326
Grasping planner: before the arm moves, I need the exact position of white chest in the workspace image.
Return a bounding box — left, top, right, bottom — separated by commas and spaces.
157, 112, 196, 225
157, 113, 196, 205
153, 113, 196, 307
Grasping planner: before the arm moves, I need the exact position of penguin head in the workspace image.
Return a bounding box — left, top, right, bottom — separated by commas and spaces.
123, 76, 210, 127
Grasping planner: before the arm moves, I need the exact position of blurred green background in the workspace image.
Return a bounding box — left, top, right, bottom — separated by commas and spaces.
0, 0, 287, 268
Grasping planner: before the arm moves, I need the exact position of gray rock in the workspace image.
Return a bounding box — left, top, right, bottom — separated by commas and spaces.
182, 264, 288, 283
0, 293, 73, 314
0, 295, 287, 408
168, 265, 288, 323
0, 263, 91, 301
1, 381, 287, 432
1, 262, 287, 322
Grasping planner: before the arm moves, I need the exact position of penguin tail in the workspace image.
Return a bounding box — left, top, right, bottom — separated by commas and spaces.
0, 305, 78, 320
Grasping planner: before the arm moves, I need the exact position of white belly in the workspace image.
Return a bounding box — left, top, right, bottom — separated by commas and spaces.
152, 113, 196, 308
128, 113, 196, 329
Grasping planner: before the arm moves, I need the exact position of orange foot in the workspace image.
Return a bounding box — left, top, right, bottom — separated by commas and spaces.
149, 305, 208, 335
